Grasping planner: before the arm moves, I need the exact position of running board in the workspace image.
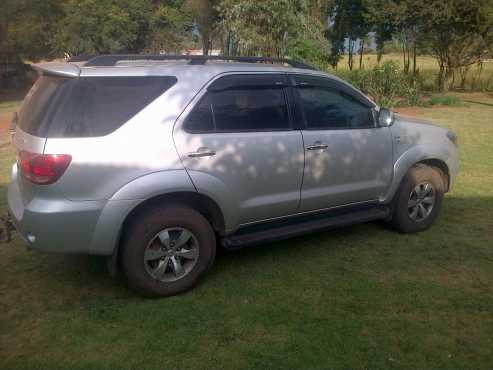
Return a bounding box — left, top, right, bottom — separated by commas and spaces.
222, 205, 390, 250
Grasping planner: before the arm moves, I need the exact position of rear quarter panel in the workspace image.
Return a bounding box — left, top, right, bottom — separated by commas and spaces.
43, 72, 209, 201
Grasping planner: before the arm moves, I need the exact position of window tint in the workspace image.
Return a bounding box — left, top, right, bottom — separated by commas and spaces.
184, 94, 214, 132
297, 86, 374, 129
18, 75, 177, 137
212, 88, 289, 131
184, 75, 290, 133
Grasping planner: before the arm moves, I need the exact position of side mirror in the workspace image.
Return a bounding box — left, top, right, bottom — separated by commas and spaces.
378, 108, 394, 127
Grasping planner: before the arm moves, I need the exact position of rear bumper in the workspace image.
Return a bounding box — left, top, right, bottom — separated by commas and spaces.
7, 177, 104, 253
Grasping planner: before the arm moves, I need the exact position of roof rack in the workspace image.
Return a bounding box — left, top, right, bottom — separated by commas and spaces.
67, 54, 98, 63
83, 54, 317, 70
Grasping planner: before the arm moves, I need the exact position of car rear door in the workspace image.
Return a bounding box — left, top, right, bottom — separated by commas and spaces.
173, 73, 304, 226
292, 74, 393, 212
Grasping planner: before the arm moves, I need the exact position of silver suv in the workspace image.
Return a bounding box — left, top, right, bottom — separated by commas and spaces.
7, 55, 459, 297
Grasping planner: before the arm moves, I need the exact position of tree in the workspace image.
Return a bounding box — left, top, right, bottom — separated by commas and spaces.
285, 0, 332, 66
365, 0, 421, 74
186, 0, 220, 55
55, 0, 193, 56
147, 2, 193, 53
416, 0, 492, 91
0, 0, 63, 62
326, 0, 370, 70
218, 0, 297, 57
55, 0, 152, 55
364, 0, 394, 63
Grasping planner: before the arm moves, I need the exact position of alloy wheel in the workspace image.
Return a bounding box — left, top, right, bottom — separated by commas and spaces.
407, 182, 435, 222
144, 227, 200, 282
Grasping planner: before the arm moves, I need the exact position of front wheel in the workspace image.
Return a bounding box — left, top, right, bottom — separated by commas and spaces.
121, 205, 216, 297
391, 164, 446, 233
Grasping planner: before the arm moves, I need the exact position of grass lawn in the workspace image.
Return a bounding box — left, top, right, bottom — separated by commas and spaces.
0, 93, 492, 369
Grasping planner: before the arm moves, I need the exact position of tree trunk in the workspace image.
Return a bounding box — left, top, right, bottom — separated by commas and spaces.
359, 39, 364, 69
444, 68, 454, 92
437, 62, 445, 92
202, 30, 210, 56
438, 62, 454, 92
348, 39, 354, 71
412, 42, 417, 75
402, 39, 410, 74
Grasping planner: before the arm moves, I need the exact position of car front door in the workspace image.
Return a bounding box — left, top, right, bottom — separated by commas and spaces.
292, 74, 393, 212
173, 73, 304, 227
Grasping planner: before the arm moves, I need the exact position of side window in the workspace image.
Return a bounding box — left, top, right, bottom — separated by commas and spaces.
212, 88, 288, 131
297, 87, 374, 129
184, 74, 290, 133
184, 94, 214, 132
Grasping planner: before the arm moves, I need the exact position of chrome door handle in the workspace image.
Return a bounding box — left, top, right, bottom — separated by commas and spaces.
187, 148, 216, 158
306, 142, 328, 151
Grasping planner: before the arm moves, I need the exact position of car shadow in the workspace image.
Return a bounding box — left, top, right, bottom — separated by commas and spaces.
3, 194, 488, 300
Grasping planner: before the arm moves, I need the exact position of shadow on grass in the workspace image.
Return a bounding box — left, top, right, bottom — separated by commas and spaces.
463, 100, 493, 107
2, 194, 488, 299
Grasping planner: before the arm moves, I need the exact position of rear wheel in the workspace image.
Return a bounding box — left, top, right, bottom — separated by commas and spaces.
122, 205, 216, 297
391, 164, 445, 233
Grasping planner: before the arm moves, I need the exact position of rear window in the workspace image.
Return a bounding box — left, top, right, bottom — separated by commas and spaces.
18, 75, 177, 137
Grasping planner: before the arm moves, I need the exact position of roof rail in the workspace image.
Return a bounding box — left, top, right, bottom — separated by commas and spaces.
67, 54, 98, 63
83, 54, 317, 70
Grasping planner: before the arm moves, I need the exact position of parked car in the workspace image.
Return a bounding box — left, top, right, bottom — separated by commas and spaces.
6, 55, 459, 297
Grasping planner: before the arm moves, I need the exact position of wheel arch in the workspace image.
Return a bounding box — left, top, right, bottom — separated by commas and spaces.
106, 191, 226, 278
386, 146, 452, 204
417, 158, 450, 191
121, 191, 226, 237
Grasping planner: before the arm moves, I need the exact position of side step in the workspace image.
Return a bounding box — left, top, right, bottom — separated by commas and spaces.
222, 205, 390, 250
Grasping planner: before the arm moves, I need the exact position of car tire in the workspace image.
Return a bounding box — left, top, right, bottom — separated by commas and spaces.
121, 205, 216, 297
391, 164, 446, 233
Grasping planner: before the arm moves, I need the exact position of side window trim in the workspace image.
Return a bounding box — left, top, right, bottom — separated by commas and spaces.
183, 73, 294, 134
290, 73, 375, 109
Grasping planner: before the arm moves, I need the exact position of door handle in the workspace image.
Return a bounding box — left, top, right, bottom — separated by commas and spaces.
187, 148, 216, 158
306, 142, 328, 151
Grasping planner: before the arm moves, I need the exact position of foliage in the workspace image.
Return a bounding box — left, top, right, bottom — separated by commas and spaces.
365, 0, 420, 74
335, 61, 422, 107
326, 0, 369, 69
55, 0, 193, 55
416, 0, 492, 91
429, 95, 463, 106
284, 2, 332, 67
186, 0, 220, 55
1, 0, 493, 94
146, 3, 194, 53
219, 0, 297, 57
55, 0, 150, 55
0, 0, 63, 62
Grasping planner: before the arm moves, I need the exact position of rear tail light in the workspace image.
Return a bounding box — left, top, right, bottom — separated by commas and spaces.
18, 151, 72, 185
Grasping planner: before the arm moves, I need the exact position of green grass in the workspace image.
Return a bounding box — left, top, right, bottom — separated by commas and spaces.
429, 95, 463, 107
1, 95, 493, 369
